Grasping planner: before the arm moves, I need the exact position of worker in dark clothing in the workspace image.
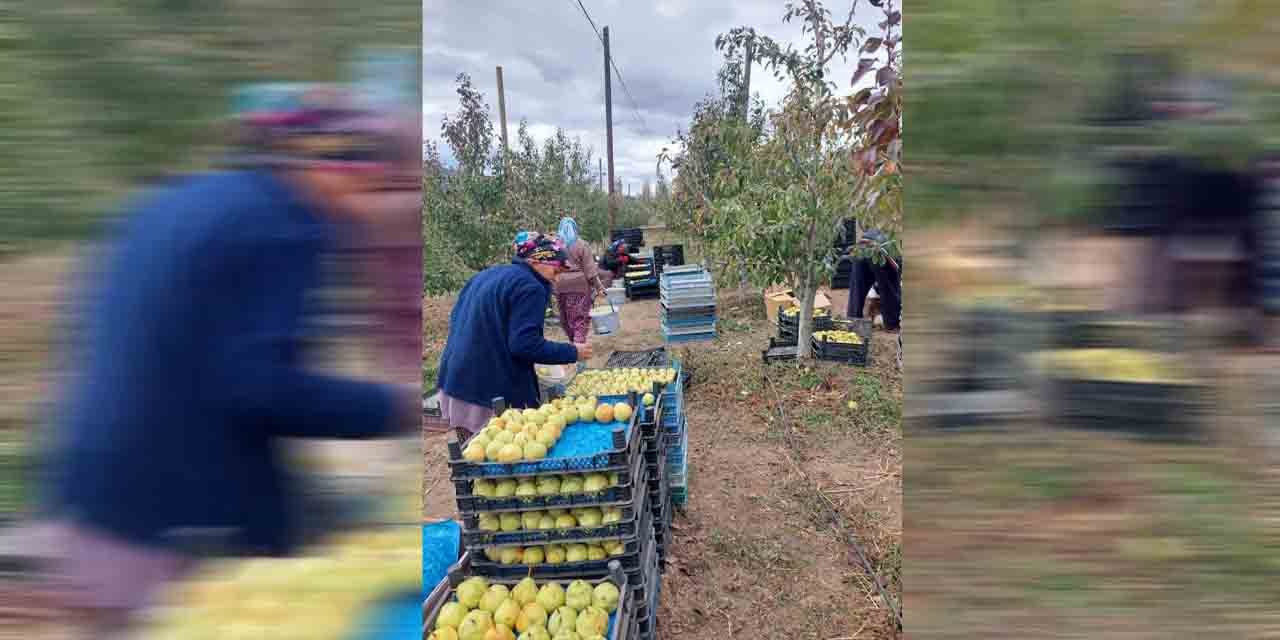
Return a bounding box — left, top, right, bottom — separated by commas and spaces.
598, 239, 631, 280
846, 228, 903, 332
37, 83, 422, 638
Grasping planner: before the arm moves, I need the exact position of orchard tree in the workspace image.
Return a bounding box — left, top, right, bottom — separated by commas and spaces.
710, 0, 898, 358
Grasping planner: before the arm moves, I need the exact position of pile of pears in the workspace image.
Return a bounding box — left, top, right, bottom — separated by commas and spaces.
477, 505, 626, 534
565, 367, 675, 399
813, 329, 863, 345
462, 398, 635, 464
472, 471, 620, 500
429, 576, 621, 640
480, 539, 628, 566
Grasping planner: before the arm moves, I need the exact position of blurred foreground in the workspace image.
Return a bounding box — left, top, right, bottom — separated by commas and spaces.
907, 2, 1280, 636
0, 4, 421, 638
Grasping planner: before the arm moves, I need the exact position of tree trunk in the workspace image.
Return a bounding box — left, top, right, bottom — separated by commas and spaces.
796, 271, 818, 359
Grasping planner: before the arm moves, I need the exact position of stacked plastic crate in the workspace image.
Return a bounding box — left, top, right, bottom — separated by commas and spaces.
659, 264, 717, 344
442, 393, 659, 638
624, 251, 660, 300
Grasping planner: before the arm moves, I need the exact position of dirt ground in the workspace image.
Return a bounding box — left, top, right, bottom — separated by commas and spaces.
423, 286, 903, 639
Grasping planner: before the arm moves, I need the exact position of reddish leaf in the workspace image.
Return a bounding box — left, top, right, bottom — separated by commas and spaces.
888, 11, 902, 26
850, 87, 873, 107
877, 66, 896, 87
862, 37, 883, 54
851, 58, 876, 86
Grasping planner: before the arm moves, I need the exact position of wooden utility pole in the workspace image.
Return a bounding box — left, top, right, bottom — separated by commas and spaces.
496, 66, 510, 162
741, 40, 754, 120
603, 26, 617, 231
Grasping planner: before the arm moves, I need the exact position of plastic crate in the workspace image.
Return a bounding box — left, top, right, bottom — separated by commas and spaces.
446, 398, 643, 479
460, 473, 650, 548
468, 505, 657, 580
1045, 376, 1209, 440
424, 554, 633, 640
454, 443, 646, 515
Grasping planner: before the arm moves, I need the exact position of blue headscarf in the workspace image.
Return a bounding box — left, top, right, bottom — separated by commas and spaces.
557, 217, 580, 248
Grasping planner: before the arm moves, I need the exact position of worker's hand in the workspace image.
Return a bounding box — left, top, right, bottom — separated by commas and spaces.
575, 342, 594, 361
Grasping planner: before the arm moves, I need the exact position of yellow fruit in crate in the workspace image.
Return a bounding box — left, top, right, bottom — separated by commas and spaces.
494, 599, 521, 628
495, 431, 515, 445
537, 582, 566, 612
430, 628, 460, 640
605, 541, 625, 556
577, 405, 594, 423
545, 544, 566, 564
555, 514, 577, 529
498, 444, 523, 463
459, 610, 494, 640
524, 442, 548, 460
494, 479, 517, 498
485, 441, 505, 462
521, 512, 541, 530
576, 606, 609, 638
565, 581, 593, 610
547, 414, 566, 432
479, 514, 500, 532
486, 624, 516, 640
538, 514, 556, 530
464, 442, 487, 462
499, 547, 523, 565
558, 476, 583, 494
582, 474, 608, 493
535, 476, 560, 496
484, 547, 502, 562
437, 602, 469, 630
642, 392, 655, 406
600, 508, 621, 524
480, 585, 510, 613
516, 603, 548, 633
594, 404, 614, 423
527, 412, 546, 427
613, 403, 632, 422
502, 409, 520, 421
458, 577, 489, 608
548, 607, 577, 636
513, 433, 530, 449
522, 546, 545, 565
592, 582, 620, 613
576, 509, 602, 528
499, 513, 521, 532
536, 429, 557, 449
586, 544, 605, 561
515, 481, 537, 498
564, 544, 588, 563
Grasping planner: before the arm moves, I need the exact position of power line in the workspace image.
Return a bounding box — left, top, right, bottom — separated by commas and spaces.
570, 0, 654, 139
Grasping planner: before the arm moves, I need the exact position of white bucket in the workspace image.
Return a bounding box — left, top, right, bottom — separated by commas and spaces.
606, 287, 626, 306
590, 305, 620, 335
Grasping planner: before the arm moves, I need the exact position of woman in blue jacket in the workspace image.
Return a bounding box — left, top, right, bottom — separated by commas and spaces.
437, 234, 592, 433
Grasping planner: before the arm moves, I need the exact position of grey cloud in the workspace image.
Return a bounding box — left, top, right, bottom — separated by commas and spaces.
424, 0, 877, 187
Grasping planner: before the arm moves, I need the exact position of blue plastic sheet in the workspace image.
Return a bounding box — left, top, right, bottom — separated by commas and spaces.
422, 519, 462, 594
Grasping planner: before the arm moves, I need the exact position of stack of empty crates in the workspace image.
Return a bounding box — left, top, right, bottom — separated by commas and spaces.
660, 264, 717, 344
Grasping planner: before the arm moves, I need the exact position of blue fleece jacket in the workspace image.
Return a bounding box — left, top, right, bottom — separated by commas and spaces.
437, 260, 579, 410
50, 170, 400, 556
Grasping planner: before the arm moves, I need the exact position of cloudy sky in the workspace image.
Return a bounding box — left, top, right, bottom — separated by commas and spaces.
424, 0, 883, 194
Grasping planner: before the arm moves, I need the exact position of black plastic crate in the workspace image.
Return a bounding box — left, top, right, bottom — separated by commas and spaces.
454, 443, 646, 515
461, 471, 652, 548
1045, 376, 1209, 440
468, 506, 657, 580
424, 554, 634, 640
